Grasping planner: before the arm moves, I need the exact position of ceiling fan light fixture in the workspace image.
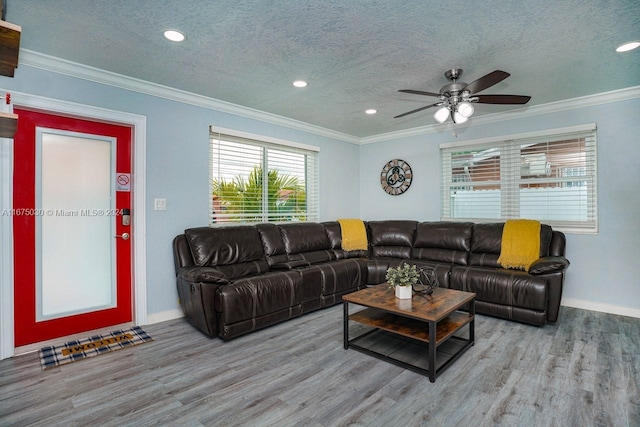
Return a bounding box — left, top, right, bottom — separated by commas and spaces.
457, 101, 474, 118
616, 41, 640, 52
453, 111, 468, 124
396, 69, 529, 126
434, 107, 449, 123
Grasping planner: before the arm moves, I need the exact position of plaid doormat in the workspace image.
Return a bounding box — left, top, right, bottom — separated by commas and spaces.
39, 326, 153, 370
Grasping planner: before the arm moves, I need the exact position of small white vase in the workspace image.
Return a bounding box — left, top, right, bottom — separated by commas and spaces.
395, 285, 413, 299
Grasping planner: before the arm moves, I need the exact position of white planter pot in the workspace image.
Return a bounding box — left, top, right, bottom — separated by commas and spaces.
395, 285, 413, 299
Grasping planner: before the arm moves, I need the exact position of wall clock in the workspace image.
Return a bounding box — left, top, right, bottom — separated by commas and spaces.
380, 159, 412, 195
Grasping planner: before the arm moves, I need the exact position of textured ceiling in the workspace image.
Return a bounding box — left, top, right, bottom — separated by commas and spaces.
6, 0, 640, 138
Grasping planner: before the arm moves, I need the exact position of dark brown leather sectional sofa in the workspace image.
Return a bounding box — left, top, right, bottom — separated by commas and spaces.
173, 220, 569, 340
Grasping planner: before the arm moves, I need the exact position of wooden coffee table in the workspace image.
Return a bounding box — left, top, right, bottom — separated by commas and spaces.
343, 285, 475, 383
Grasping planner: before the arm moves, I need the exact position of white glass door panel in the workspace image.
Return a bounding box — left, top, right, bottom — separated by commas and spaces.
35, 129, 116, 321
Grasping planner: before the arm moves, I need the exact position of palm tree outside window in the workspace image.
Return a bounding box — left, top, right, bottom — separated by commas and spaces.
209, 128, 319, 224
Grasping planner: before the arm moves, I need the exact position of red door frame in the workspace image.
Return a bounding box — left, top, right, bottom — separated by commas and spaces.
13, 108, 133, 346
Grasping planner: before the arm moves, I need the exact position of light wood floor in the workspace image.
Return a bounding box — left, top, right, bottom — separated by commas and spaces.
1, 305, 639, 426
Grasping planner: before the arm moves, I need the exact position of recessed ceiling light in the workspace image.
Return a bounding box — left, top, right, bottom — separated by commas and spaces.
615, 41, 640, 53
164, 30, 186, 42
365, 109, 377, 115
293, 80, 308, 88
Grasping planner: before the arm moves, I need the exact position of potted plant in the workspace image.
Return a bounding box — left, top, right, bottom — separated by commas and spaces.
386, 263, 418, 299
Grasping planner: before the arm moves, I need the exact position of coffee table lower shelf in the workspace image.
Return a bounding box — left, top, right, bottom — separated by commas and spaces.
344, 306, 474, 382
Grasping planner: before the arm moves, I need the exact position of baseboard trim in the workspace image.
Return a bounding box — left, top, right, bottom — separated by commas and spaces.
146, 309, 184, 325
561, 298, 640, 319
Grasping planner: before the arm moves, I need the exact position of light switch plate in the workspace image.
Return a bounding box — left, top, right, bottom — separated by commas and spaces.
154, 198, 167, 211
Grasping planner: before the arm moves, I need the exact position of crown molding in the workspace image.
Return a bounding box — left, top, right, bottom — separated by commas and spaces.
19, 50, 360, 145
360, 85, 640, 144
19, 50, 640, 146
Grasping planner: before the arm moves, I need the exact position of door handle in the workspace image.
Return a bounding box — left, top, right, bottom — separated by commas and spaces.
115, 233, 130, 240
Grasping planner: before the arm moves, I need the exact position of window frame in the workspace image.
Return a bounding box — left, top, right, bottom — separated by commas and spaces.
440, 124, 598, 234
209, 126, 320, 225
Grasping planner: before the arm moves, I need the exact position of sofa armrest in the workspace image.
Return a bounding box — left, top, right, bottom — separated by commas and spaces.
271, 260, 311, 270
176, 271, 225, 337
528, 256, 570, 275
177, 266, 229, 284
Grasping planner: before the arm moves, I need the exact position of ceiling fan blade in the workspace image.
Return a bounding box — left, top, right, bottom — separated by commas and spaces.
394, 102, 442, 118
473, 94, 531, 104
398, 89, 441, 97
463, 70, 510, 94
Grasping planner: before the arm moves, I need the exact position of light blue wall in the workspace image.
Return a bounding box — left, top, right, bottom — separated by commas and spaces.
3, 64, 639, 318
1, 65, 361, 317
360, 97, 640, 314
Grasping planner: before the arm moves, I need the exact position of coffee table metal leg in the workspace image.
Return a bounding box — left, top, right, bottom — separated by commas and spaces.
470, 299, 475, 345
343, 301, 349, 350
429, 320, 436, 383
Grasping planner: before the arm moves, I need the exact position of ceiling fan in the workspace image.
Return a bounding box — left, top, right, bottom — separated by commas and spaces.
394, 69, 531, 124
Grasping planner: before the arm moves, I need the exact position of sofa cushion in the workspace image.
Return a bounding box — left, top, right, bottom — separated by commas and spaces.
450, 266, 547, 312
256, 223, 287, 256
215, 261, 270, 280
406, 260, 452, 289
289, 250, 337, 264
412, 247, 468, 265
271, 260, 311, 270
412, 221, 473, 265
365, 257, 406, 285
256, 223, 289, 265
368, 220, 417, 246
305, 259, 367, 296
184, 226, 265, 267
414, 222, 474, 251
322, 221, 342, 249
279, 222, 332, 254
549, 231, 567, 257
539, 224, 553, 256
368, 220, 417, 258
216, 271, 302, 325
371, 246, 412, 258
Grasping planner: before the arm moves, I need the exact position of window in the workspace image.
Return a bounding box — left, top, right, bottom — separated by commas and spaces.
440, 124, 597, 233
209, 127, 319, 224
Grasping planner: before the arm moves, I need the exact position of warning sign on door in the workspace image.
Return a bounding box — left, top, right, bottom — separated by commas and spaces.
116, 173, 131, 192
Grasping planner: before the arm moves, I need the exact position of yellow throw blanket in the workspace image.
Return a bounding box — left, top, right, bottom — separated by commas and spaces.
337, 219, 368, 251
498, 219, 541, 270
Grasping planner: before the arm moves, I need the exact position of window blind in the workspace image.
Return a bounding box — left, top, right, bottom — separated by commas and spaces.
209, 128, 319, 224
441, 124, 597, 233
